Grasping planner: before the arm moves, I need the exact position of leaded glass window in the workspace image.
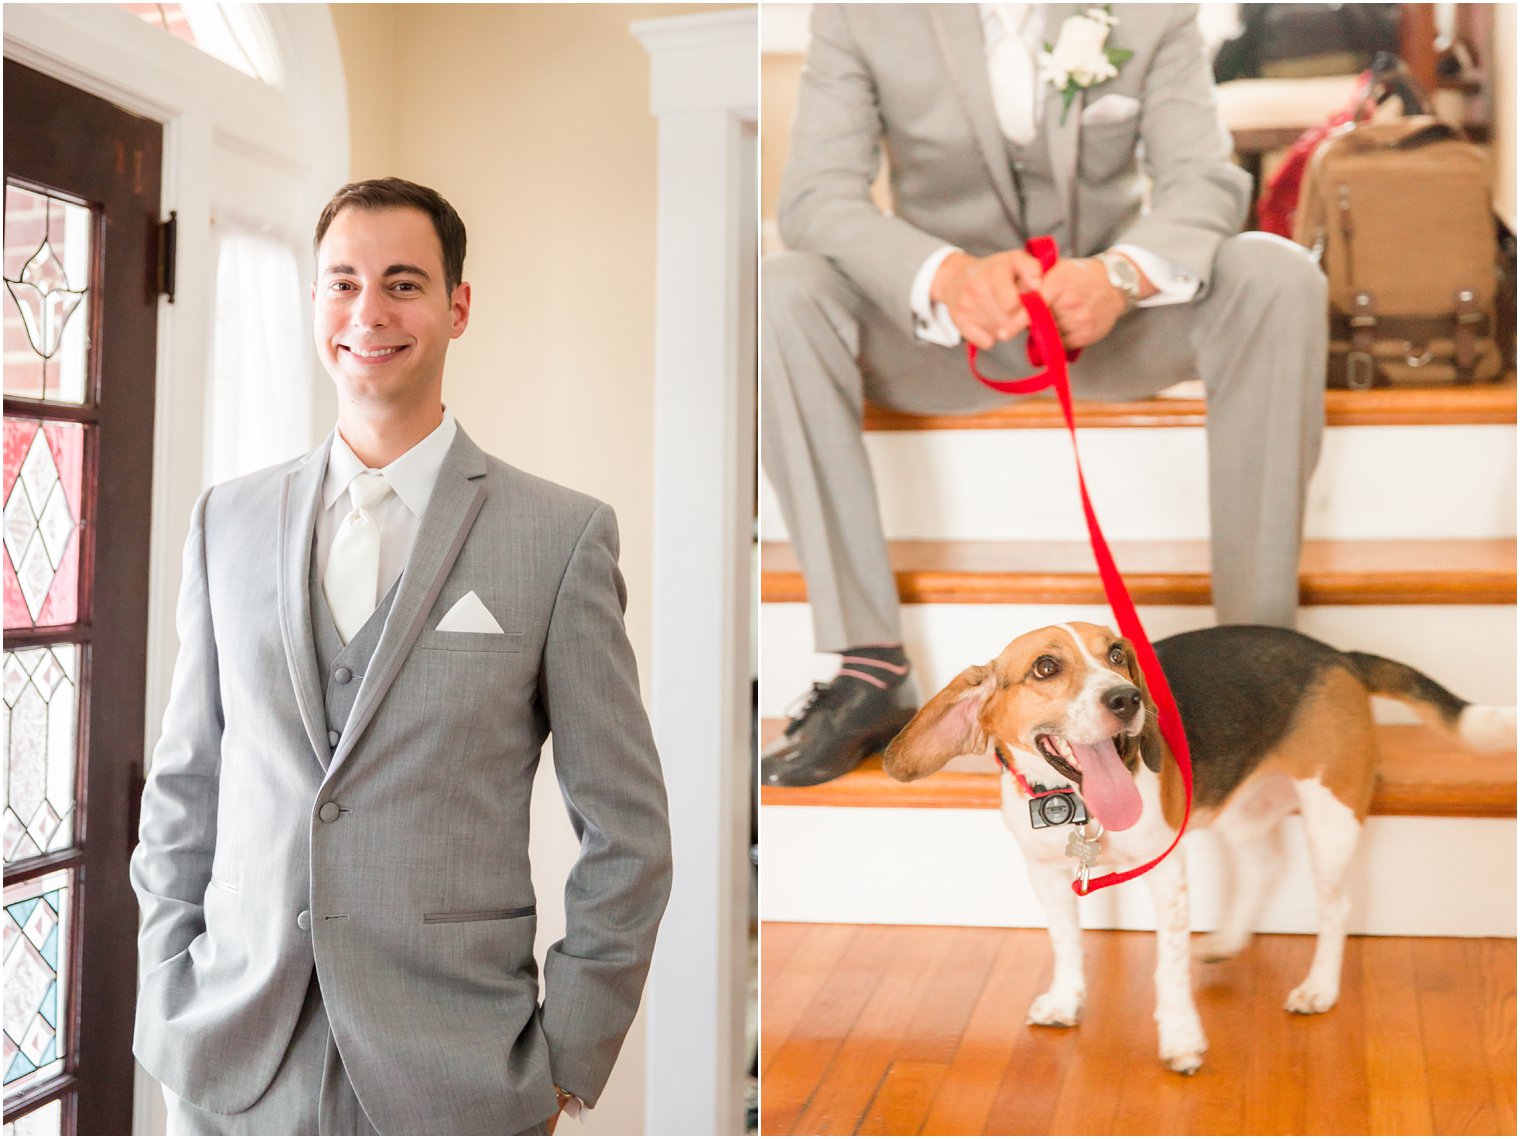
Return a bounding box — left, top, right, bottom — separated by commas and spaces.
3, 186, 90, 406
1, 1096, 59, 1135
3, 174, 98, 1134
3, 645, 78, 864
3, 420, 84, 631
1, 873, 70, 1096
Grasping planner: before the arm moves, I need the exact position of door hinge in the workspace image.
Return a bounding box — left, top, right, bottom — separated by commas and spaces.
158, 210, 177, 303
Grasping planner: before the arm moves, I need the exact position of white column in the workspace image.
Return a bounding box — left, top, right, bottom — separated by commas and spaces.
631, 10, 757, 1136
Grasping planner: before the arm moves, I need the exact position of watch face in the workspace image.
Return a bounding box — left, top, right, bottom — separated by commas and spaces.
1103, 255, 1139, 298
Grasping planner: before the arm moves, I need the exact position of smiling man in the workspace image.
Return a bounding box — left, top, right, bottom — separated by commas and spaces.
130, 178, 672, 1136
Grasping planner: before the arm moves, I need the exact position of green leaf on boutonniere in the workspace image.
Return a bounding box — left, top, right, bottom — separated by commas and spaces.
1109, 47, 1134, 68
1059, 84, 1080, 124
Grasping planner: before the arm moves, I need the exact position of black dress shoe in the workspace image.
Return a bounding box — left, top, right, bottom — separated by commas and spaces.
761, 671, 919, 787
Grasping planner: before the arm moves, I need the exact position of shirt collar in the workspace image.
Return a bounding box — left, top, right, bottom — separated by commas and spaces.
981, 3, 1042, 49
323, 409, 459, 518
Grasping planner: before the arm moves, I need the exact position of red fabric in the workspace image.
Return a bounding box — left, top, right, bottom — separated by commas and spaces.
1256, 71, 1374, 238
965, 244, 1194, 896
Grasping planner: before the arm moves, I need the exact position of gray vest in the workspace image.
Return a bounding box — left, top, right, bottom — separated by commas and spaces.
310, 552, 400, 762
1004, 130, 1068, 253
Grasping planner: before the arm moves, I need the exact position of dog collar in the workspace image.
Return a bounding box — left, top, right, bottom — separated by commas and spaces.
993, 744, 1075, 800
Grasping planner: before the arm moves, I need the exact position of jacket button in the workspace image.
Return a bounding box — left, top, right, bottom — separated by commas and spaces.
328, 730, 340, 747
319, 802, 341, 823
297, 910, 312, 931
334, 667, 353, 684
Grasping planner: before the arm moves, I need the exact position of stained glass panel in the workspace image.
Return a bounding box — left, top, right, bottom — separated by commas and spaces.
2, 1097, 62, 1135
3, 419, 84, 630
2, 870, 70, 1096
4, 185, 91, 405
3, 644, 79, 865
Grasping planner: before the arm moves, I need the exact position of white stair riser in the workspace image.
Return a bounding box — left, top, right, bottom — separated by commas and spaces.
758, 806, 1516, 937
760, 602, 1518, 716
760, 424, 1517, 542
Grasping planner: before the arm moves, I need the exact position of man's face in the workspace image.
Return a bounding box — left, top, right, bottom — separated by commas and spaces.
313, 206, 469, 413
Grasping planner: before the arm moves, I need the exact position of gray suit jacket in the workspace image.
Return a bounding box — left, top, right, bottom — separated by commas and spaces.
130, 425, 672, 1134
778, 3, 1250, 333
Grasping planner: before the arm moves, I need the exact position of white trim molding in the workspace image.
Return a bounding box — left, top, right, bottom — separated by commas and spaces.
631, 8, 757, 1137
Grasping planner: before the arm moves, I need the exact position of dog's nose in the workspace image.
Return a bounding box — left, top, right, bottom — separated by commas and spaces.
1104, 685, 1142, 721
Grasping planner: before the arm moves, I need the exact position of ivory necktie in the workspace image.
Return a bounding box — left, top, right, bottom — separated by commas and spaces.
988, 3, 1037, 145
324, 472, 393, 644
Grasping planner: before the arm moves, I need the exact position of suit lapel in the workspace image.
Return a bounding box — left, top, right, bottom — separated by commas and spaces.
276, 436, 334, 769
930, 5, 1026, 242
324, 426, 489, 782
1042, 5, 1085, 254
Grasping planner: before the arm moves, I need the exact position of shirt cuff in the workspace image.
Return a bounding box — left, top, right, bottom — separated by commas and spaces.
910, 245, 964, 346
1111, 244, 1200, 307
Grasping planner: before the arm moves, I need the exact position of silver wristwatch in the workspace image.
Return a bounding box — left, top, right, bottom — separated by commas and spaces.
1095, 251, 1141, 310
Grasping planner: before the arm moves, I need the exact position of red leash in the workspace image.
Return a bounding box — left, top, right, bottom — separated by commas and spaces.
967, 236, 1194, 897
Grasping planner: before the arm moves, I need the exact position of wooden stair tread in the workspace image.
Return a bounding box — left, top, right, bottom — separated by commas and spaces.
864, 376, 1517, 430
759, 721, 1516, 817
761, 539, 1518, 606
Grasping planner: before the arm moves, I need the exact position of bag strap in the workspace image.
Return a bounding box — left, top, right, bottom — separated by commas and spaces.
965, 237, 1194, 896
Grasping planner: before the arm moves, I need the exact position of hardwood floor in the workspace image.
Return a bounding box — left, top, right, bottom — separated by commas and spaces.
760, 924, 1517, 1136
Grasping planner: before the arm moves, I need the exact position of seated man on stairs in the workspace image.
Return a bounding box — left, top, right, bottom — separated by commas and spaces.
762, 4, 1328, 787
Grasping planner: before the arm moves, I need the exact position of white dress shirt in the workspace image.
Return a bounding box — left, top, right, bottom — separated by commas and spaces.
315, 410, 458, 600
910, 3, 1201, 346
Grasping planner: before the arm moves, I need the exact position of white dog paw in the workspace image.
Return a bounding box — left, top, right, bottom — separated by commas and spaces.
1158, 1017, 1209, 1075
1026, 990, 1083, 1027
1164, 1048, 1207, 1075
1192, 932, 1248, 963
1285, 980, 1339, 1015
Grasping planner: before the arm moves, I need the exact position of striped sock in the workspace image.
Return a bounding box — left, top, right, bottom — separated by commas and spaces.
835, 644, 911, 690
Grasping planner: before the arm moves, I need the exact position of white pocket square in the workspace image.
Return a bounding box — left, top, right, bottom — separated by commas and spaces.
1081, 93, 1141, 126
435, 591, 505, 634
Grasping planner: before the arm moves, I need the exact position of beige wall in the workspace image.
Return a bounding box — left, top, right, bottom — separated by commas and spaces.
1493, 4, 1516, 229
328, 5, 737, 1133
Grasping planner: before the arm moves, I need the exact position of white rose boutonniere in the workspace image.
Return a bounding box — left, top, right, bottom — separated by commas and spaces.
1040, 5, 1134, 122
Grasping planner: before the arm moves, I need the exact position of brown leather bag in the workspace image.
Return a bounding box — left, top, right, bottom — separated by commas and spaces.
1292, 116, 1503, 388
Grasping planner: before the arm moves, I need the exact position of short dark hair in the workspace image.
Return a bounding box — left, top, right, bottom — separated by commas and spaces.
313, 177, 467, 293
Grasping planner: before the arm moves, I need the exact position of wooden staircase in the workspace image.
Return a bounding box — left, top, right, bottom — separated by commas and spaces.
762, 537, 1517, 607
759, 719, 1518, 818
862, 378, 1519, 430
759, 380, 1517, 937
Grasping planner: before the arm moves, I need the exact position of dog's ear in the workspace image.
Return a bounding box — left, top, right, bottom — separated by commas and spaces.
882, 663, 994, 782
1122, 640, 1165, 774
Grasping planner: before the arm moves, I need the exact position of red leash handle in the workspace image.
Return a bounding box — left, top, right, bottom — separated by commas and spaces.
967, 238, 1194, 897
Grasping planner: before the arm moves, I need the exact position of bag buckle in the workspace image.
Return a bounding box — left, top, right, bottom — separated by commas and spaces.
1346, 351, 1377, 389
1346, 292, 1378, 388
1453, 288, 1480, 377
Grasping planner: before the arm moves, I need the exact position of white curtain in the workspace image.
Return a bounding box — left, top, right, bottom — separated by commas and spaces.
206, 225, 310, 486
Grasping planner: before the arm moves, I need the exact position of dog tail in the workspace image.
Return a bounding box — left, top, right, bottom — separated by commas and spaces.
1345, 652, 1516, 750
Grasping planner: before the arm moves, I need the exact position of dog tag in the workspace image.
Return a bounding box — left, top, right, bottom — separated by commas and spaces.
1064, 829, 1102, 865
1065, 821, 1105, 892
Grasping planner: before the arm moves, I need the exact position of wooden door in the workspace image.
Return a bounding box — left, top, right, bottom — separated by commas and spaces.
3, 59, 161, 1136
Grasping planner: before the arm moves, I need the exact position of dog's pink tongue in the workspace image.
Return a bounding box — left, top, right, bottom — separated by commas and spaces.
1071, 739, 1142, 831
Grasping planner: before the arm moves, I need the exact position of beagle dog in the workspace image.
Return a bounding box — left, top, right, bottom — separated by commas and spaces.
883, 622, 1515, 1075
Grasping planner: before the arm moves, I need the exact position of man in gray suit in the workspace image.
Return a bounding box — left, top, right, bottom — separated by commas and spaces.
762, 4, 1327, 786
131, 178, 672, 1134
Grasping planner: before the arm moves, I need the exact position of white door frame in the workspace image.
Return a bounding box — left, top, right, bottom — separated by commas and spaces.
632, 9, 758, 1136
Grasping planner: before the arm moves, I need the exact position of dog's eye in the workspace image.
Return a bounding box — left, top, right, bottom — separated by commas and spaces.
1033, 656, 1060, 679
1108, 645, 1126, 666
